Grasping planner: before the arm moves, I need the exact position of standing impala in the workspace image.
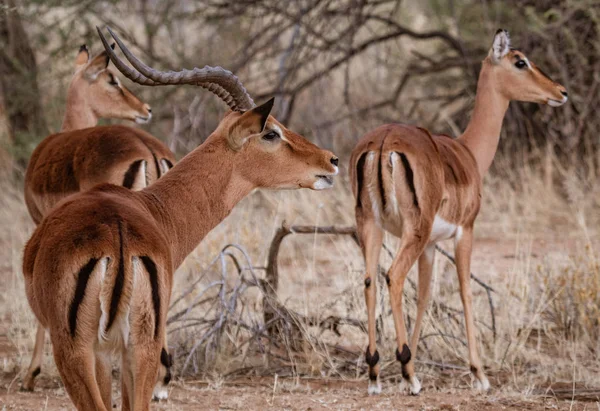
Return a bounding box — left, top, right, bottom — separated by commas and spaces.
351, 30, 568, 395
21, 27, 338, 411
22, 44, 175, 398
24, 44, 174, 224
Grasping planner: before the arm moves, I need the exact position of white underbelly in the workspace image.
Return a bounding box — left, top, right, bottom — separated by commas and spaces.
364, 151, 462, 243
429, 214, 461, 242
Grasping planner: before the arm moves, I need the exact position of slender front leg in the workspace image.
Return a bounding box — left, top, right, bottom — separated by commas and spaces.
357, 217, 383, 394
455, 227, 490, 391
21, 323, 45, 391
387, 232, 429, 395
409, 244, 435, 357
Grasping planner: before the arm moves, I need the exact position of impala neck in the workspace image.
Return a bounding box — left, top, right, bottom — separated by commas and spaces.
61, 92, 98, 132
141, 135, 254, 268
458, 60, 510, 177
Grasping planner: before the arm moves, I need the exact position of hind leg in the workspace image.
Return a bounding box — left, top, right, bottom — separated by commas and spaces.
121, 346, 134, 411
357, 215, 384, 395
152, 342, 172, 401
123, 341, 161, 411
387, 230, 430, 395
21, 323, 45, 391
96, 352, 112, 409
51, 334, 108, 411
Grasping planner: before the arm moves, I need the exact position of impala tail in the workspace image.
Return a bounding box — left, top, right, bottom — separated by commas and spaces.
66, 219, 162, 352
96, 220, 136, 347
352, 125, 439, 227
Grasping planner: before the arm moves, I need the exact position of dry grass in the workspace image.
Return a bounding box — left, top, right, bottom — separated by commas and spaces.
2, 156, 600, 402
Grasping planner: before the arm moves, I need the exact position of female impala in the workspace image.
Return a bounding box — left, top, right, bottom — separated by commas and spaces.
351, 30, 568, 395
22, 27, 338, 411
24, 44, 174, 224
22, 44, 175, 397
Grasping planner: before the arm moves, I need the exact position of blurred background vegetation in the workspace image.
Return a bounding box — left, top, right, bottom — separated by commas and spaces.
1, 0, 598, 184
2, 0, 600, 398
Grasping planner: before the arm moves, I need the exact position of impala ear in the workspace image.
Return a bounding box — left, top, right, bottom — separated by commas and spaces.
83, 44, 114, 80
74, 44, 90, 70
489, 29, 510, 64
228, 98, 275, 150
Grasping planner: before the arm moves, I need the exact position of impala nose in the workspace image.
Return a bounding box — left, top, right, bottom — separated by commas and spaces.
330, 157, 339, 167
561, 90, 568, 97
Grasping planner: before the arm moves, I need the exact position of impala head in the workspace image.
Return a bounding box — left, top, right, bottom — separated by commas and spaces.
216, 98, 338, 190
69, 44, 152, 124
97, 26, 338, 190
487, 29, 568, 107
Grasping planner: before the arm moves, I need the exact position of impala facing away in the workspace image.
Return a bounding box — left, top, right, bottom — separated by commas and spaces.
350, 29, 567, 395
22, 44, 175, 398
21, 27, 338, 411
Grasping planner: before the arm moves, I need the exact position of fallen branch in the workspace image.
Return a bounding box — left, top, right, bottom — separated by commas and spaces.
264, 223, 497, 342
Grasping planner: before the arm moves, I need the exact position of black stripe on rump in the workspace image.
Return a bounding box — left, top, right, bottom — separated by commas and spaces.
397, 153, 419, 209
377, 138, 387, 210
106, 221, 125, 334
133, 134, 161, 179
161, 158, 173, 170
122, 159, 144, 189
141, 256, 161, 340
355, 152, 368, 209
69, 258, 99, 337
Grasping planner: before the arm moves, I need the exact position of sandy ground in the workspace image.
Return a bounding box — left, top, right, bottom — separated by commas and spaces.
1, 313, 598, 411
1, 184, 598, 410
0, 372, 595, 411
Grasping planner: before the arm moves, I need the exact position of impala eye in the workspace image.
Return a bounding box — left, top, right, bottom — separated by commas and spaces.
515, 60, 527, 69
262, 131, 279, 141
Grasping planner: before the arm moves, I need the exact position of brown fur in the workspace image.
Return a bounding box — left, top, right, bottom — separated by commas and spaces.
21, 45, 174, 396
62, 46, 152, 131
23, 100, 338, 410
24, 125, 175, 224
350, 30, 567, 394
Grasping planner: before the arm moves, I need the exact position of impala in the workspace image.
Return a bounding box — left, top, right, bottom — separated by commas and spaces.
22, 44, 175, 398
350, 29, 567, 395
21, 27, 338, 411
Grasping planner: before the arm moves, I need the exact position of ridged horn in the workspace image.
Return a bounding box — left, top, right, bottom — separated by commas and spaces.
96, 26, 255, 111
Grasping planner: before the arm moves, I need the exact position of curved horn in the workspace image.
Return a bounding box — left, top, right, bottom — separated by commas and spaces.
97, 26, 255, 111
97, 27, 160, 86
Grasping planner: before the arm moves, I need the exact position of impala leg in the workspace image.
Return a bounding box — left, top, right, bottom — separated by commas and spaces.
121, 347, 133, 411
95, 352, 112, 409
21, 322, 45, 391
152, 338, 172, 401
121, 346, 134, 411
128, 342, 161, 411
357, 217, 383, 395
51, 335, 108, 411
409, 244, 435, 357
455, 227, 490, 391
387, 233, 429, 395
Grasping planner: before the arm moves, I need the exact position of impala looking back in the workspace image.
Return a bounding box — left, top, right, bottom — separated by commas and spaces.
21, 44, 175, 399
21, 27, 338, 411
350, 29, 567, 395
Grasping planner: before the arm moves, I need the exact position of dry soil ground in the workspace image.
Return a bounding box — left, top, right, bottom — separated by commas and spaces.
0, 371, 596, 410
2, 236, 598, 410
